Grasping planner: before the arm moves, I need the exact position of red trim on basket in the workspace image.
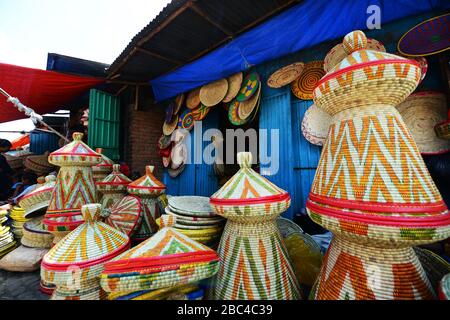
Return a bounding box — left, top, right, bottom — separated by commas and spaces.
41, 241, 131, 270
210, 192, 290, 205
20, 187, 53, 201
44, 211, 81, 217
127, 185, 166, 190
316, 59, 420, 87
306, 199, 450, 227
96, 181, 130, 186
309, 193, 448, 214
103, 251, 219, 274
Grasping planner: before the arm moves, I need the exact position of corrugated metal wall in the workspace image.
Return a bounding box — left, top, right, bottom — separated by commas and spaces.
163, 108, 219, 196
88, 89, 121, 161
29, 130, 60, 155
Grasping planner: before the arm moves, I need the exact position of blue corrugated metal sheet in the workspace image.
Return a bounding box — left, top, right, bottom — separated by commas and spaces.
29, 130, 60, 155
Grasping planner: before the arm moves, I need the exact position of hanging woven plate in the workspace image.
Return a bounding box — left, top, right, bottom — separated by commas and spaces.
398, 13, 450, 57
324, 38, 385, 72
291, 60, 325, 100
238, 83, 261, 120
186, 87, 201, 109
192, 104, 211, 121
174, 93, 185, 115
105, 195, 142, 237
199, 79, 229, 107
236, 72, 260, 102
162, 115, 179, 136
223, 72, 243, 103
177, 110, 195, 131
267, 62, 305, 88
228, 100, 248, 126
301, 104, 332, 146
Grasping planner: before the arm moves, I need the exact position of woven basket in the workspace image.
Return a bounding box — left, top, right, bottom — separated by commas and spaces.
92, 148, 114, 179
434, 109, 450, 140
163, 115, 179, 136
18, 175, 56, 217
4, 153, 23, 170
238, 84, 261, 120
291, 61, 325, 100
439, 273, 450, 300
105, 195, 142, 237
301, 104, 331, 146
267, 62, 305, 88
414, 247, 450, 293
24, 151, 55, 174
108, 283, 199, 300
223, 72, 243, 103
21, 217, 54, 249
312, 236, 435, 300
236, 72, 260, 102
51, 284, 107, 300
186, 87, 201, 109
199, 78, 228, 107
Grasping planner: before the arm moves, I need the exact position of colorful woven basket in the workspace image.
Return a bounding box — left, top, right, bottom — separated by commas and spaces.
51, 284, 107, 300
267, 62, 305, 88
236, 72, 260, 102
199, 78, 229, 107
396, 91, 450, 155
177, 109, 195, 131
306, 30, 450, 300
108, 283, 200, 300
291, 61, 325, 100
21, 216, 54, 249
186, 87, 201, 110
105, 195, 142, 237
223, 72, 243, 103
210, 152, 301, 300
92, 148, 114, 183
24, 151, 55, 175
96, 164, 132, 209
43, 133, 101, 239
398, 13, 450, 57
301, 104, 332, 146
238, 84, 261, 120
100, 215, 220, 293
18, 175, 56, 217
41, 203, 130, 286
128, 166, 166, 241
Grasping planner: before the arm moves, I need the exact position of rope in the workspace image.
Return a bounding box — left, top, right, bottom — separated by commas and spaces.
0, 87, 69, 143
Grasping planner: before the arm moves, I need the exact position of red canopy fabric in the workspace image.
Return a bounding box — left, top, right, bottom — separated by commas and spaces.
11, 134, 30, 150
0, 63, 104, 123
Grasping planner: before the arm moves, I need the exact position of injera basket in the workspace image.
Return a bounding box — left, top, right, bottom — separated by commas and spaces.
210, 152, 301, 300
100, 215, 220, 293
236, 72, 260, 102
301, 104, 331, 146
238, 84, 261, 120
396, 91, 450, 155
223, 72, 243, 103
291, 61, 325, 100
267, 62, 305, 88
96, 164, 131, 209
199, 78, 228, 107
24, 151, 55, 175
41, 204, 130, 286
128, 166, 166, 240
18, 175, 56, 217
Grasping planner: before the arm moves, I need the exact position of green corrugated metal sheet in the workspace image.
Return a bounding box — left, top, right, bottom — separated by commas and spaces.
88, 89, 120, 161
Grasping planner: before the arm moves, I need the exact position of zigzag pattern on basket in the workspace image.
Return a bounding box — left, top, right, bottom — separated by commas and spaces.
313, 237, 435, 300
214, 226, 301, 300
106, 196, 142, 236
311, 114, 442, 207
132, 199, 159, 240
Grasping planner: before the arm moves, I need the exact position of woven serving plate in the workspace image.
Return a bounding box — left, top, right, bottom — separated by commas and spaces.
168, 196, 215, 217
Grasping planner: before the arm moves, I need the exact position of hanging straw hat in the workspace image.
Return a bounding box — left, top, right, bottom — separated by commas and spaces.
301, 104, 332, 146
396, 91, 450, 155
324, 38, 386, 72
186, 87, 201, 109
238, 84, 261, 120
4, 154, 23, 170
174, 93, 185, 115
162, 115, 179, 136
236, 72, 260, 102
223, 72, 243, 103
199, 78, 229, 107
100, 215, 220, 294
41, 203, 130, 286
105, 195, 142, 237
398, 13, 450, 57
291, 61, 325, 100
19, 175, 56, 218
24, 151, 55, 175
267, 62, 305, 88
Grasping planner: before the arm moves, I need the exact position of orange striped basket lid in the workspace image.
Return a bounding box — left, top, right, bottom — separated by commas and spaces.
48, 132, 101, 166
127, 165, 166, 197
96, 164, 131, 192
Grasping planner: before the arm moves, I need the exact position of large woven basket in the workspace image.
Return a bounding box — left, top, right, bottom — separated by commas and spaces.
24, 151, 55, 174
18, 175, 56, 217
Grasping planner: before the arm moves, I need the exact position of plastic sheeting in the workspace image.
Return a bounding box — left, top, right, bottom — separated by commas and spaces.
150, 0, 450, 101
0, 63, 103, 123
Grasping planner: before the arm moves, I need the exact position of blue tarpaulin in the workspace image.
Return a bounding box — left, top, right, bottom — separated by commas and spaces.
150, 0, 450, 102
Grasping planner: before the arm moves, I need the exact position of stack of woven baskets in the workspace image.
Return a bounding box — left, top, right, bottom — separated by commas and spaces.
306, 30, 450, 300
96, 164, 131, 209
9, 206, 30, 240
210, 152, 302, 300
100, 215, 219, 300
41, 203, 130, 300
161, 196, 225, 248
0, 206, 16, 259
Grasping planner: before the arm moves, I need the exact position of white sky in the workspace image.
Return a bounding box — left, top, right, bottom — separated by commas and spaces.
0, 0, 171, 141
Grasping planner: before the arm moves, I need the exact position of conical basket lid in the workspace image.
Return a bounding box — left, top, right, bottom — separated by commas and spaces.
102, 215, 219, 274
313, 30, 421, 114
93, 148, 114, 173
127, 166, 166, 197
210, 152, 290, 216
49, 132, 101, 166
97, 164, 131, 192
41, 204, 130, 271
19, 175, 56, 217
